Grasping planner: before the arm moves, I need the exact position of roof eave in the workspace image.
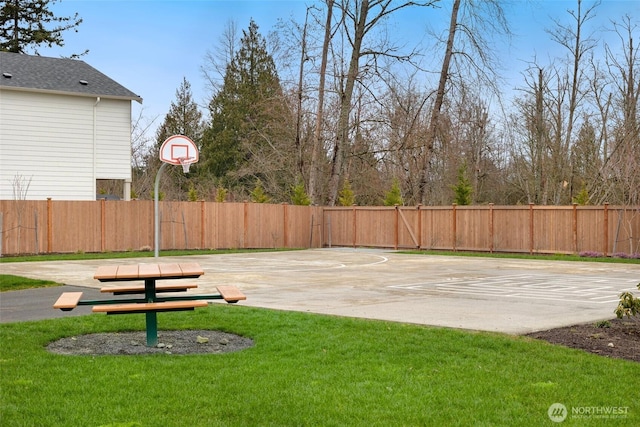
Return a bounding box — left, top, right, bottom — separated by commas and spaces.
0, 85, 143, 104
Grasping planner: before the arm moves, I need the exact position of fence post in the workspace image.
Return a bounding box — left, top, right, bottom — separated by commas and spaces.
101, 198, 106, 252
283, 203, 289, 248
394, 205, 399, 250
244, 202, 249, 249
352, 206, 357, 248
603, 203, 609, 256
417, 204, 422, 249
47, 198, 52, 253
200, 200, 205, 249
452, 204, 457, 251
572, 203, 578, 254
489, 203, 494, 253
529, 203, 534, 255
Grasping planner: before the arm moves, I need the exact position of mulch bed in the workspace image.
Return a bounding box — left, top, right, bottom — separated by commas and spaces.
47, 330, 254, 356
45, 318, 640, 362
526, 316, 640, 363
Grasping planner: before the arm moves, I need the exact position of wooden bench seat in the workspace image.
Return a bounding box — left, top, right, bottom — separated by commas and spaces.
216, 285, 247, 303
100, 283, 198, 295
92, 300, 208, 315
53, 292, 83, 311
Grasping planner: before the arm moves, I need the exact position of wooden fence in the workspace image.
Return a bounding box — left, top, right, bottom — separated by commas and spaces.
1, 200, 638, 257
323, 204, 639, 256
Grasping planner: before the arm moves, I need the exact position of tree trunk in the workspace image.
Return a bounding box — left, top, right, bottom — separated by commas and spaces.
309, 0, 334, 204
327, 0, 369, 206
417, 0, 460, 204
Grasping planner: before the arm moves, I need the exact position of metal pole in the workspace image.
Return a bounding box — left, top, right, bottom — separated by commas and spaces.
144, 278, 158, 347
154, 162, 169, 258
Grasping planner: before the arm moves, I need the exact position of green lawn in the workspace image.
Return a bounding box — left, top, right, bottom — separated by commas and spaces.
1, 305, 638, 426
0, 248, 297, 263
0, 274, 61, 292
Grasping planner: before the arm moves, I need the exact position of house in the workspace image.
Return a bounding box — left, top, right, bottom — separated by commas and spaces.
0, 52, 142, 200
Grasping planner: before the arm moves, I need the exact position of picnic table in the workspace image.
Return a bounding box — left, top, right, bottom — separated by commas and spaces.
53, 262, 245, 346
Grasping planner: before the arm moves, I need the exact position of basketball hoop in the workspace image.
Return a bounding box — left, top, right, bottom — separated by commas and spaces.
178, 157, 196, 173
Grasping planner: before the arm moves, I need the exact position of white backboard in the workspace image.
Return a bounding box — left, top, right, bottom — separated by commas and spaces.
159, 135, 199, 166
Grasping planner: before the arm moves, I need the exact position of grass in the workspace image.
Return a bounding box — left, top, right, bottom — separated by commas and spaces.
0, 274, 61, 292
1, 306, 638, 426
400, 249, 640, 264
0, 248, 298, 263
2, 247, 638, 265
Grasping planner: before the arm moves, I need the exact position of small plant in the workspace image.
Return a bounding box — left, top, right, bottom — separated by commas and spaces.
338, 179, 355, 206
572, 186, 590, 205
579, 251, 603, 258
383, 178, 403, 206
215, 187, 227, 202
250, 179, 270, 203
187, 183, 198, 201
150, 190, 165, 201
291, 181, 311, 206
594, 320, 611, 328
615, 283, 640, 319
451, 161, 473, 205
611, 252, 640, 259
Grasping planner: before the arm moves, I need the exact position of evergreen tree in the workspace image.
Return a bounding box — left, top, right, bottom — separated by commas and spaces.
156, 77, 205, 148
572, 187, 589, 205
452, 162, 473, 205
201, 19, 294, 196
383, 179, 403, 206
291, 181, 311, 206
338, 179, 355, 206
152, 78, 205, 200
0, 0, 85, 55
215, 187, 227, 202
187, 183, 198, 201
250, 179, 270, 203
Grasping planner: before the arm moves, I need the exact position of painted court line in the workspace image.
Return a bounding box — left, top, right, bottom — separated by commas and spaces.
389, 274, 639, 304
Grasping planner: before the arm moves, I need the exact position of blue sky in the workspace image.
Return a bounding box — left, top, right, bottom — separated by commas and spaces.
47, 0, 639, 139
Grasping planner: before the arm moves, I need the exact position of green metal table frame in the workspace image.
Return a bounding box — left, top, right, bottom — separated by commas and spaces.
89, 264, 215, 347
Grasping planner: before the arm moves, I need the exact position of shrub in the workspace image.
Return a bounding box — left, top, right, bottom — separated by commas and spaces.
338, 179, 355, 206
250, 179, 270, 203
451, 162, 473, 205
616, 252, 640, 259
615, 283, 640, 319
579, 251, 603, 258
187, 184, 198, 201
291, 182, 311, 206
383, 178, 403, 206
215, 187, 227, 202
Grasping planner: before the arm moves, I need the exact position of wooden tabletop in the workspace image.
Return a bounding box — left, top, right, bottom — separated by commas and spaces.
94, 262, 204, 281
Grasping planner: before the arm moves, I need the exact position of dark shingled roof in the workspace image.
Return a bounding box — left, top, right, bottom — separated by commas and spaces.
0, 52, 142, 103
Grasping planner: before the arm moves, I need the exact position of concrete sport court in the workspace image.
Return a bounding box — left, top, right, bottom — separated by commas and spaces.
2, 249, 639, 334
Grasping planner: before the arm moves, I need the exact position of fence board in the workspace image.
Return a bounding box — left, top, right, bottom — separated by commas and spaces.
1, 201, 639, 257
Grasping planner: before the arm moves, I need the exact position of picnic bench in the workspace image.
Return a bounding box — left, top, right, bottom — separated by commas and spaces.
53, 262, 246, 346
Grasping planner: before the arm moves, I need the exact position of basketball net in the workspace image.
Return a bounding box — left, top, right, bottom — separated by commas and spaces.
177, 157, 195, 173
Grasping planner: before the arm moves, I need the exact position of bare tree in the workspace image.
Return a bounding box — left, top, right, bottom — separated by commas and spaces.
416, 0, 460, 204
416, 0, 510, 204
201, 20, 239, 99
309, 0, 335, 204
601, 15, 640, 205
326, 0, 437, 206
509, 0, 600, 205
